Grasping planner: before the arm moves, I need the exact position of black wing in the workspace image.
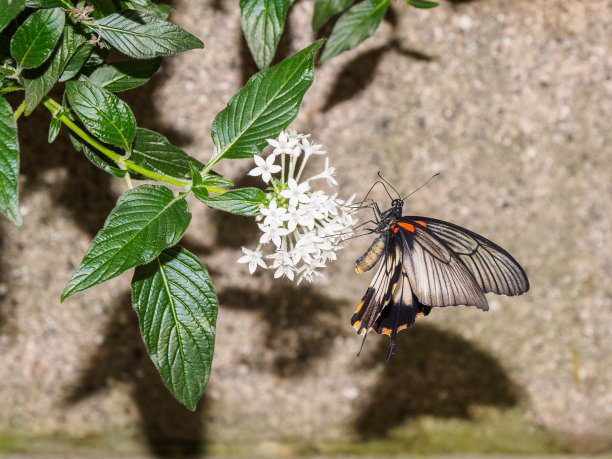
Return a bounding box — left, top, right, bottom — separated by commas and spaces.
351, 234, 401, 336
373, 266, 432, 360
403, 217, 530, 297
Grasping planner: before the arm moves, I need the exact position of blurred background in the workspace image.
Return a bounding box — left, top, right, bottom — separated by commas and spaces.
1, 0, 610, 456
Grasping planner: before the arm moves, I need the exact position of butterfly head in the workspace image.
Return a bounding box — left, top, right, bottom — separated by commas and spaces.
390, 198, 404, 216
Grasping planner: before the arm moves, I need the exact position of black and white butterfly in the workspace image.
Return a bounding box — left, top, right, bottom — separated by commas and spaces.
352, 179, 530, 360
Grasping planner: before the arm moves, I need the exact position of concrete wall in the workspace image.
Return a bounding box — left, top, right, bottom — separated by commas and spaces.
1, 0, 610, 455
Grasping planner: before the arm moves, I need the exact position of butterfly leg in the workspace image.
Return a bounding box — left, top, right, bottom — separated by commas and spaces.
385, 342, 396, 361
356, 330, 369, 357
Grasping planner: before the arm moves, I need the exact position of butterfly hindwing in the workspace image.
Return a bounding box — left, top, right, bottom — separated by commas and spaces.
351, 235, 402, 335
374, 268, 432, 334
367, 265, 434, 361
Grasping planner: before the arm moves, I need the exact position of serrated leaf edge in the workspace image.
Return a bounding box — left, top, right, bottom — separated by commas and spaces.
61, 188, 188, 300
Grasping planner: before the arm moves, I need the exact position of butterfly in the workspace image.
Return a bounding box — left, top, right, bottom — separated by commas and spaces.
352, 178, 530, 361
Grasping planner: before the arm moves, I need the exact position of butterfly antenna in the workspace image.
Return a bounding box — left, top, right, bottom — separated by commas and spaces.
377, 172, 401, 199
402, 172, 440, 201
355, 180, 384, 210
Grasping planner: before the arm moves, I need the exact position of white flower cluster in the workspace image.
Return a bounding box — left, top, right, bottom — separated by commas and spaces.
238, 130, 357, 284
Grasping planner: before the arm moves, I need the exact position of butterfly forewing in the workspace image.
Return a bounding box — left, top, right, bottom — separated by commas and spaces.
404, 217, 530, 297
400, 224, 489, 310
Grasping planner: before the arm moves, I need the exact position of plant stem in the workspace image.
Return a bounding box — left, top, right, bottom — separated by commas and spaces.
205, 186, 227, 194
13, 101, 25, 120
124, 173, 134, 189
42, 96, 192, 188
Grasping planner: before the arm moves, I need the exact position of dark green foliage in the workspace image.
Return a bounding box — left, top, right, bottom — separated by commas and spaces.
2, 0, 326, 410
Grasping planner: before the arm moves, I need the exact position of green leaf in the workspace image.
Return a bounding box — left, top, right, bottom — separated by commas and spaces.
201, 173, 233, 188
0, 0, 25, 33
63, 103, 144, 178
0, 82, 21, 95
154, 4, 173, 19
320, 0, 389, 62
59, 43, 92, 81
132, 246, 218, 410
194, 187, 266, 216
68, 131, 82, 151
10, 7, 65, 69
65, 81, 136, 152
130, 127, 203, 181
0, 96, 21, 227
119, 0, 173, 20
87, 58, 161, 92
83, 45, 110, 68
240, 0, 293, 69
23, 21, 87, 115
209, 40, 322, 165
94, 11, 204, 59
48, 116, 60, 142
25, 0, 68, 7
312, 0, 355, 30
61, 184, 191, 300
82, 144, 127, 178
89, 0, 118, 17
405, 0, 439, 8
189, 163, 233, 192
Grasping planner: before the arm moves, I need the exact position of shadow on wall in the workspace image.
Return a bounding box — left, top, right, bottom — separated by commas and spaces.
219, 283, 347, 377
354, 323, 519, 438
321, 39, 434, 113
207, 171, 263, 250
63, 292, 208, 457
0, 225, 15, 337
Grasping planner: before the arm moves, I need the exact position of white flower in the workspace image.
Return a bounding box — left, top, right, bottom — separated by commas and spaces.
286, 129, 309, 144
280, 178, 310, 207
267, 249, 293, 267
296, 265, 321, 285
308, 158, 337, 186
248, 154, 281, 184
237, 247, 267, 274
267, 131, 300, 157
237, 130, 357, 283
274, 264, 295, 280
301, 138, 326, 159
260, 199, 286, 227
292, 231, 323, 264
296, 203, 323, 230
282, 205, 301, 232
258, 223, 290, 247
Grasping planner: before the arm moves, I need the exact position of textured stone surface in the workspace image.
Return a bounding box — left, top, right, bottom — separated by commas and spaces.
0, 0, 610, 456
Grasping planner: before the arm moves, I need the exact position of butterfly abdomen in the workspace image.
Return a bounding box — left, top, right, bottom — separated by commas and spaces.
355, 236, 386, 274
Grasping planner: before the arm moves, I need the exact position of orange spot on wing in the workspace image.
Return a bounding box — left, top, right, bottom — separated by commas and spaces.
415, 220, 427, 227
391, 224, 399, 233
398, 222, 415, 232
